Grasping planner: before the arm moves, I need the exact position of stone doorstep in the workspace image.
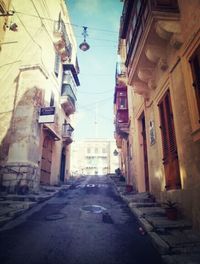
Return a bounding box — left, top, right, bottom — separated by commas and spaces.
160, 230, 200, 247
137, 207, 166, 218
121, 195, 151, 204
162, 254, 200, 264
0, 200, 36, 207
116, 184, 200, 262
0, 201, 36, 217
130, 202, 161, 208
145, 216, 192, 231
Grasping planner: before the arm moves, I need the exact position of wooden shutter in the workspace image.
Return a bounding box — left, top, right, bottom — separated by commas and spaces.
158, 90, 181, 190
190, 47, 200, 117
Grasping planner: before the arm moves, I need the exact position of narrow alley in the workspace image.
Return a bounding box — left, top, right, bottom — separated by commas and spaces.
0, 175, 162, 264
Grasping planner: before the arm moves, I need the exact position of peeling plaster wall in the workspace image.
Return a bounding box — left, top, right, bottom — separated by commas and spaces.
0, 0, 78, 192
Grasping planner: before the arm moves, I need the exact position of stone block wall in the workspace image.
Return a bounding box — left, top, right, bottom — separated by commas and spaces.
0, 163, 39, 193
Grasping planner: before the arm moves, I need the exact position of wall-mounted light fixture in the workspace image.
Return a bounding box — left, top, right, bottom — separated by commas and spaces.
113, 149, 119, 156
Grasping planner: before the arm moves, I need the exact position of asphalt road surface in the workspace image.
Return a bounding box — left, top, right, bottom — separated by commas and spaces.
0, 175, 163, 264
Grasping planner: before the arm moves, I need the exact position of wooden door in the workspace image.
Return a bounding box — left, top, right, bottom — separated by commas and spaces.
158, 90, 181, 190
40, 136, 53, 184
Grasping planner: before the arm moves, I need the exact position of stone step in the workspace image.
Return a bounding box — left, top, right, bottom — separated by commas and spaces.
146, 216, 192, 231
162, 254, 200, 264
130, 202, 161, 208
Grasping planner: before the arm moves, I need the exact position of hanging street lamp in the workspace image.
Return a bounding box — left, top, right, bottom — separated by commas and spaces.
79, 26, 90, 51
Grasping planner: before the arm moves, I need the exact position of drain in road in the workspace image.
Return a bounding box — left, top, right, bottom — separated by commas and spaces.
81, 205, 106, 214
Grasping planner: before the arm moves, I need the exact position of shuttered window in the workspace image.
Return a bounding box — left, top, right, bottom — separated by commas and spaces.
158, 90, 181, 190
189, 46, 200, 119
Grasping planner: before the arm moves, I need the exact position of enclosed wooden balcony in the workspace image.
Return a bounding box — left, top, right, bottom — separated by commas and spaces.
60, 64, 79, 116
114, 84, 129, 136
120, 0, 182, 99
62, 122, 74, 144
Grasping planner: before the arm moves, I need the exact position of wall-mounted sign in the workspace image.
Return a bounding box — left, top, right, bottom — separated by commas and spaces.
38, 107, 55, 124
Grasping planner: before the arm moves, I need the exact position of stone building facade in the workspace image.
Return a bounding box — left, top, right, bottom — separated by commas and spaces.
114, 0, 200, 230
0, 0, 80, 192
71, 139, 119, 176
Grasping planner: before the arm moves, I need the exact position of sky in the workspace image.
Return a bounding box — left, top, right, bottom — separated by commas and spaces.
66, 0, 123, 140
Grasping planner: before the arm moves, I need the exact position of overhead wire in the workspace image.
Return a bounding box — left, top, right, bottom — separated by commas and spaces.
13, 10, 118, 34
30, 0, 54, 43
77, 104, 113, 122
78, 89, 113, 95
77, 96, 113, 109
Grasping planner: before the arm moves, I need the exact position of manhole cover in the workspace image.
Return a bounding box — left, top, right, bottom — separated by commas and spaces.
81, 205, 106, 214
45, 213, 66, 221
86, 184, 96, 188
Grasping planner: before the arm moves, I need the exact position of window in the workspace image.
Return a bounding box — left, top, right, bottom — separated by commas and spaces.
102, 148, 107, 153
117, 90, 128, 110
189, 46, 200, 119
183, 36, 200, 142
50, 92, 54, 106
87, 148, 91, 154
119, 97, 127, 109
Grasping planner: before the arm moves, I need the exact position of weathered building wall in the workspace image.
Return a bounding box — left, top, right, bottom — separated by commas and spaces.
118, 0, 200, 229
0, 0, 79, 192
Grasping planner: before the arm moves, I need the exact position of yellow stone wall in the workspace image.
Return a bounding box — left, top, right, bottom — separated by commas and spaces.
0, 0, 78, 191
126, 0, 200, 229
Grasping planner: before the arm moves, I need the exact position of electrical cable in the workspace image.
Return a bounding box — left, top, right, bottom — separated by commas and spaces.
77, 104, 113, 122
77, 96, 113, 109
78, 89, 113, 95
13, 10, 118, 34
0, 60, 21, 69
30, 0, 54, 43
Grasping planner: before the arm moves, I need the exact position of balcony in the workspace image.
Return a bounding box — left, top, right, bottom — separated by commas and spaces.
62, 123, 74, 144
115, 62, 127, 85
61, 64, 80, 116
114, 84, 129, 137
120, 0, 181, 99
53, 20, 72, 62
60, 87, 76, 115
116, 109, 129, 135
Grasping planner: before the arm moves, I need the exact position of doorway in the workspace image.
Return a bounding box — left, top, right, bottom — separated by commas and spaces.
40, 136, 53, 184
60, 147, 66, 182
140, 113, 150, 192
